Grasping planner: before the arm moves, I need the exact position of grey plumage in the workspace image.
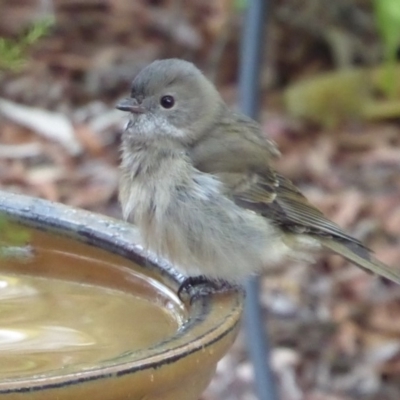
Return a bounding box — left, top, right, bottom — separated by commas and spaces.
117, 58, 400, 284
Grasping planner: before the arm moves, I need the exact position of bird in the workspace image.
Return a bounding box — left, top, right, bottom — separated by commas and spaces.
116, 58, 400, 293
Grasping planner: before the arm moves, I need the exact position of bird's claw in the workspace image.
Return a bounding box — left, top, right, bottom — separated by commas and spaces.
177, 275, 240, 303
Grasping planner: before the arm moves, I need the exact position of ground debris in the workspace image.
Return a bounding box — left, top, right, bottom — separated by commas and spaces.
1, 1, 400, 399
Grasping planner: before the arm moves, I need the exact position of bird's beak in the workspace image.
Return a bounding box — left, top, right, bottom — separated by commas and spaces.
116, 98, 146, 114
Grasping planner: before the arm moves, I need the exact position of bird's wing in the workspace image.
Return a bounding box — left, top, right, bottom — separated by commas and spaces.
190, 111, 400, 282
217, 170, 364, 246
191, 110, 363, 246
217, 170, 400, 282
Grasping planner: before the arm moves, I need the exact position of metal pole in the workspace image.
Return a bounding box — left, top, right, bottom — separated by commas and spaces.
239, 0, 279, 399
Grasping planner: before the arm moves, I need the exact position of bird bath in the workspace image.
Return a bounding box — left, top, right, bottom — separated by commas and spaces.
0, 192, 243, 400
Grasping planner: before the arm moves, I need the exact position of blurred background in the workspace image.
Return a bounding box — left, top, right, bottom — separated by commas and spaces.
1, 0, 400, 399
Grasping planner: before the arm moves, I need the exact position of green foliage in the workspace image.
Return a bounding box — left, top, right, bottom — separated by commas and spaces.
373, 0, 400, 96
234, 0, 248, 11
374, 0, 400, 58
285, 65, 400, 126
0, 214, 30, 247
0, 17, 54, 72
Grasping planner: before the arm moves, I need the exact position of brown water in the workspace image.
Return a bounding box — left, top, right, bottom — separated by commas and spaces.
0, 225, 185, 379
0, 273, 181, 378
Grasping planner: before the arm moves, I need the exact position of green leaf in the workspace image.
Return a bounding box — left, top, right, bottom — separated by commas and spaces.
0, 18, 54, 72
234, 0, 248, 11
373, 0, 400, 97
0, 214, 30, 247
23, 17, 54, 46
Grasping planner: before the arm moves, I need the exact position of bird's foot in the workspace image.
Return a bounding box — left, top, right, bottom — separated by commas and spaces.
177, 275, 240, 302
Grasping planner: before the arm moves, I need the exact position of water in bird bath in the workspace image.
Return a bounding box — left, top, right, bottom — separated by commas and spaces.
0, 224, 186, 379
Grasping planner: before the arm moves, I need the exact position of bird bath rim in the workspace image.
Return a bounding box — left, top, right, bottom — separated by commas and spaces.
0, 191, 244, 395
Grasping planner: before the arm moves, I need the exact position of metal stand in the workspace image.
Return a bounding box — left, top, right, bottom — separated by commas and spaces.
239, 1, 279, 399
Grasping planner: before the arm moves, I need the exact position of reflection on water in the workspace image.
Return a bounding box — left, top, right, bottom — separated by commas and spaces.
0, 274, 180, 378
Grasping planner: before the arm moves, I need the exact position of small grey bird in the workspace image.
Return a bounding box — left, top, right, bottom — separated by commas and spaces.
116, 58, 400, 288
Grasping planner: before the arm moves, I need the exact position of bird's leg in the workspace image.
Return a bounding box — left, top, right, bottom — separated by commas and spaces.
177, 275, 241, 302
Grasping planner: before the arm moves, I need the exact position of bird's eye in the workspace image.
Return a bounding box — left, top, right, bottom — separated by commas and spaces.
160, 95, 175, 109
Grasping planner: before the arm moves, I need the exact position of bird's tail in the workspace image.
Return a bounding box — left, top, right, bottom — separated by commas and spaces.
320, 238, 400, 284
